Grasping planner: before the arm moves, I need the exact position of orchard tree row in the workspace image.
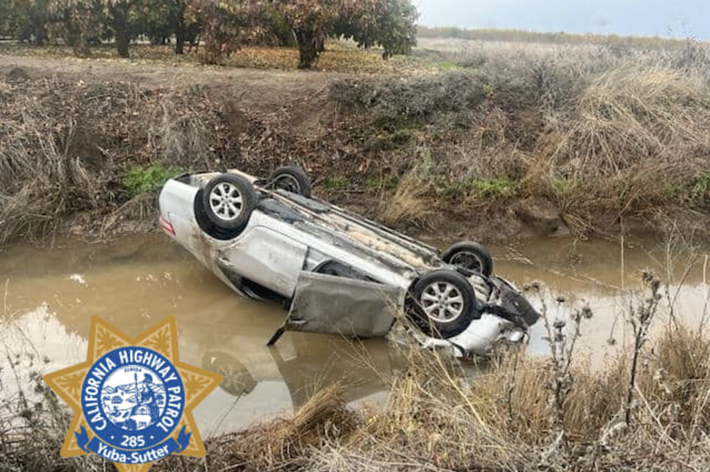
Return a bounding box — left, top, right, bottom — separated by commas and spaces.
0, 0, 418, 68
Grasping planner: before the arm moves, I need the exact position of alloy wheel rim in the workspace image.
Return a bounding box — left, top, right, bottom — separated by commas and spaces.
209, 182, 244, 222
420, 281, 465, 323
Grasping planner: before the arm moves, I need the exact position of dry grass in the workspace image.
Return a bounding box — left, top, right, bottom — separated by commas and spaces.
337, 38, 710, 233
556, 67, 710, 173
0, 78, 225, 245
416, 27, 696, 51
3, 36, 710, 241
0, 42, 424, 75
295, 329, 709, 472
539, 65, 710, 227
0, 79, 106, 244
379, 172, 436, 230
416, 36, 710, 76
230, 384, 359, 470
328, 343, 706, 471
649, 324, 710, 433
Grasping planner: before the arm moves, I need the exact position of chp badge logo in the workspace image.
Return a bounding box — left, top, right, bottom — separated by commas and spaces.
44, 317, 223, 472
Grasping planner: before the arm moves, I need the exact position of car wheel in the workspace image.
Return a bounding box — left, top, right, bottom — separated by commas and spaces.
195, 190, 244, 240
202, 352, 257, 397
202, 174, 257, 230
409, 270, 481, 339
269, 166, 312, 198
442, 242, 494, 277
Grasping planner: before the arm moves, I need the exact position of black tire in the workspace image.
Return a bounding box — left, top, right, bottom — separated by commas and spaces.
442, 242, 494, 277
269, 166, 312, 198
408, 270, 481, 339
195, 190, 244, 240
202, 174, 257, 230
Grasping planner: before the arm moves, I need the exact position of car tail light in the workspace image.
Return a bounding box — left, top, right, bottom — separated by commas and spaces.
159, 216, 176, 237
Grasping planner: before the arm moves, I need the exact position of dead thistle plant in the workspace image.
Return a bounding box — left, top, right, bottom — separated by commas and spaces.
624, 272, 662, 426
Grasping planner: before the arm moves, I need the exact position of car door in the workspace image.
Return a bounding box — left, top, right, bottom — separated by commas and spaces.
218, 224, 309, 298
268, 272, 402, 345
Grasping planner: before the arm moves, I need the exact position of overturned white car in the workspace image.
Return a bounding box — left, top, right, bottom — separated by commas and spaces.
158, 166, 539, 357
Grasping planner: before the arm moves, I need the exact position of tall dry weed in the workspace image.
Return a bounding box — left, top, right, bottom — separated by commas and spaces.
379, 172, 436, 230
555, 67, 710, 174
0, 78, 229, 245
303, 275, 710, 472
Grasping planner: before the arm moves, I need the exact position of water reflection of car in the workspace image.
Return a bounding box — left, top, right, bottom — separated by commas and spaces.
201, 334, 400, 409
159, 166, 540, 357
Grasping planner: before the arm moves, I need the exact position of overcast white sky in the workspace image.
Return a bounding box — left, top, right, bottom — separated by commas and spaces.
415, 0, 710, 39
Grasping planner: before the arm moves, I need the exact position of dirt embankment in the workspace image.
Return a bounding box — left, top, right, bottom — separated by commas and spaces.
1, 51, 709, 246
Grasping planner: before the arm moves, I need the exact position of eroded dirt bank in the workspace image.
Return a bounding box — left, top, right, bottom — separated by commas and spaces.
1, 52, 709, 246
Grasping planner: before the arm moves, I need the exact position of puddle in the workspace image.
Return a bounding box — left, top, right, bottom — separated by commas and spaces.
0, 233, 708, 434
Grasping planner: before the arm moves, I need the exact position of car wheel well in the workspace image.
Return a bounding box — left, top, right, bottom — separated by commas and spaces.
313, 260, 376, 283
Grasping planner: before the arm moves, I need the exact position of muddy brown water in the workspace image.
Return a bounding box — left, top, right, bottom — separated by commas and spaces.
1, 234, 708, 435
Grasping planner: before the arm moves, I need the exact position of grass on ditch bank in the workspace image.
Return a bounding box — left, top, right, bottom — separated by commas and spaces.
330, 39, 710, 234
122, 163, 187, 199
2, 37, 710, 245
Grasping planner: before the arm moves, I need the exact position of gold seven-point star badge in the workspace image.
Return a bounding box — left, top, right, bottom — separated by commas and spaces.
44, 316, 223, 472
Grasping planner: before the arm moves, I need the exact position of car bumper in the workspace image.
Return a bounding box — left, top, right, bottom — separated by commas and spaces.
414, 314, 526, 358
